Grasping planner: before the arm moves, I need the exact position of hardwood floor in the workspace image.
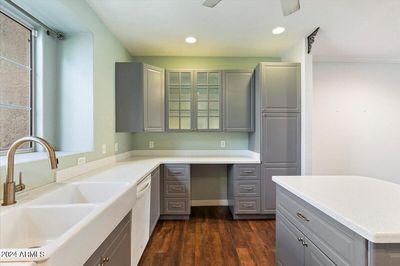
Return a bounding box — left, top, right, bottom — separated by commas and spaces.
139, 206, 276, 266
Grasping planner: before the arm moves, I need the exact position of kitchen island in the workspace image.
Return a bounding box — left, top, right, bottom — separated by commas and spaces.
273, 175, 400, 266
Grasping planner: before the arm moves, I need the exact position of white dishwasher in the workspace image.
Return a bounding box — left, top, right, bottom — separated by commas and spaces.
131, 174, 151, 266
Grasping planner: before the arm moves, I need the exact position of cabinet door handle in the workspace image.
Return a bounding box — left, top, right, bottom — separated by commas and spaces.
243, 170, 254, 174
297, 237, 303, 242
296, 212, 310, 222
302, 241, 308, 247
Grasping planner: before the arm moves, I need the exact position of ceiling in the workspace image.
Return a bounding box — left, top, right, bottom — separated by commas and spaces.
86, 0, 400, 59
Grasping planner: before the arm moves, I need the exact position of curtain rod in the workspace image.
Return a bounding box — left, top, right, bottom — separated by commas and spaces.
4, 0, 64, 40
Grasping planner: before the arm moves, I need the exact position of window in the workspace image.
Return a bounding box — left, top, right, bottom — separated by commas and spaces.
0, 11, 33, 152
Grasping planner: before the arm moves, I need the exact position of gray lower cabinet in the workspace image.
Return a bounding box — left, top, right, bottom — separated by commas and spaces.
150, 167, 160, 235
116, 62, 165, 132
228, 164, 267, 219
223, 70, 255, 132
261, 164, 299, 214
276, 186, 367, 266
277, 212, 334, 266
84, 212, 131, 266
257, 62, 300, 113
160, 164, 191, 219
261, 112, 301, 166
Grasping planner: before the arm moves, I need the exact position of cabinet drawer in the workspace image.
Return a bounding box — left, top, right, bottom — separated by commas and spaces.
164, 180, 190, 197
234, 180, 260, 196
163, 198, 190, 215
277, 187, 366, 266
235, 164, 260, 180
164, 164, 190, 180
234, 197, 260, 214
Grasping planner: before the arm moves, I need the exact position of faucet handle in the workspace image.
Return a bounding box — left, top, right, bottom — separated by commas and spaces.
15, 172, 26, 192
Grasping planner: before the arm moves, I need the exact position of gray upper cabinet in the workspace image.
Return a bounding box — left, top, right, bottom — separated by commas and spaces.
115, 62, 165, 132
257, 63, 300, 113
261, 112, 301, 166
195, 70, 222, 131
223, 70, 255, 132
166, 70, 194, 131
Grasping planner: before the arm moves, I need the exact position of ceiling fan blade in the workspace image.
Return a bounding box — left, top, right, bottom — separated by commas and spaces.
203, 0, 222, 8
280, 0, 300, 16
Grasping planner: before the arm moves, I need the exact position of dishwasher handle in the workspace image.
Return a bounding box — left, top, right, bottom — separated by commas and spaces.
136, 175, 151, 199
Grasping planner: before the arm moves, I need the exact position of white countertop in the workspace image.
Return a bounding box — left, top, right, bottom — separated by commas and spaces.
1, 151, 259, 265
273, 175, 400, 243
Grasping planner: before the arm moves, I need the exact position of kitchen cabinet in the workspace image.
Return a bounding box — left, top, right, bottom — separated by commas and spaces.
194, 70, 222, 131
276, 186, 367, 266
223, 70, 255, 132
84, 212, 131, 266
160, 164, 191, 219
261, 165, 298, 214
277, 212, 334, 266
166, 70, 194, 131
116, 62, 165, 132
166, 70, 223, 131
150, 167, 160, 235
257, 63, 300, 113
261, 112, 301, 166
228, 164, 264, 219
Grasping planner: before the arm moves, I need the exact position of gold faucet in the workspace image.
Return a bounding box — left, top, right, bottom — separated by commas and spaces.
2, 136, 58, 206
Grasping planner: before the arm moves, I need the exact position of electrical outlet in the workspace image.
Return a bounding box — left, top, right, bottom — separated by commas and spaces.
220, 140, 226, 148
102, 144, 107, 154
77, 157, 86, 165
114, 142, 119, 152
149, 141, 154, 149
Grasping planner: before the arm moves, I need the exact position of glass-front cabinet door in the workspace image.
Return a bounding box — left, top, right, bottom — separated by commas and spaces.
166, 71, 193, 130
195, 71, 222, 131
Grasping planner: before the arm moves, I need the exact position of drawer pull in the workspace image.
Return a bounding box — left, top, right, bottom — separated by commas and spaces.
302, 241, 308, 247
172, 171, 183, 175
297, 237, 303, 242
242, 203, 254, 208
242, 186, 254, 191
243, 170, 254, 174
171, 203, 183, 208
296, 212, 310, 222
171, 186, 183, 191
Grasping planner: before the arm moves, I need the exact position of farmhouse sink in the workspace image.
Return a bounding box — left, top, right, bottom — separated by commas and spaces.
0, 204, 96, 249
30, 182, 130, 205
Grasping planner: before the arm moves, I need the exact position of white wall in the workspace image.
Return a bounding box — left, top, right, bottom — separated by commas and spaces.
312, 61, 400, 184
282, 39, 313, 174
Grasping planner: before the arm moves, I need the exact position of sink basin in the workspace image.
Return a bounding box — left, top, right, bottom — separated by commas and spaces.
0, 205, 96, 249
30, 182, 130, 205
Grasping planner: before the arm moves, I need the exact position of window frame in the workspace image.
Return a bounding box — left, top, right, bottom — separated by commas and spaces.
0, 10, 36, 154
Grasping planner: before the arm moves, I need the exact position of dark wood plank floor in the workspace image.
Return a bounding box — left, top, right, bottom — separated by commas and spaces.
139, 206, 276, 266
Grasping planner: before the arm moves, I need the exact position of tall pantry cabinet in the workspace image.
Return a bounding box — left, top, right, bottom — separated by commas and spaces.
250, 63, 301, 215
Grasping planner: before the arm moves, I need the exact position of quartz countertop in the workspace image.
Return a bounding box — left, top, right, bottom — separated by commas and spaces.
273, 175, 400, 243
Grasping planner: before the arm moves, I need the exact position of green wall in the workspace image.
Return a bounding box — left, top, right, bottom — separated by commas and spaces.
0, 0, 133, 196
131, 56, 280, 150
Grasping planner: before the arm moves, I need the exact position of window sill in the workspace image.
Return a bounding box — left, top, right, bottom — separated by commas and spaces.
0, 151, 83, 167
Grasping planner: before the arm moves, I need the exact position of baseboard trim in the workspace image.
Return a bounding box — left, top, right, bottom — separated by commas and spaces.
191, 200, 229, 206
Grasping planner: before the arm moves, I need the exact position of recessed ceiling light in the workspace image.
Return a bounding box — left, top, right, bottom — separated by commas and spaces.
185, 36, 197, 44
272, 27, 286, 35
